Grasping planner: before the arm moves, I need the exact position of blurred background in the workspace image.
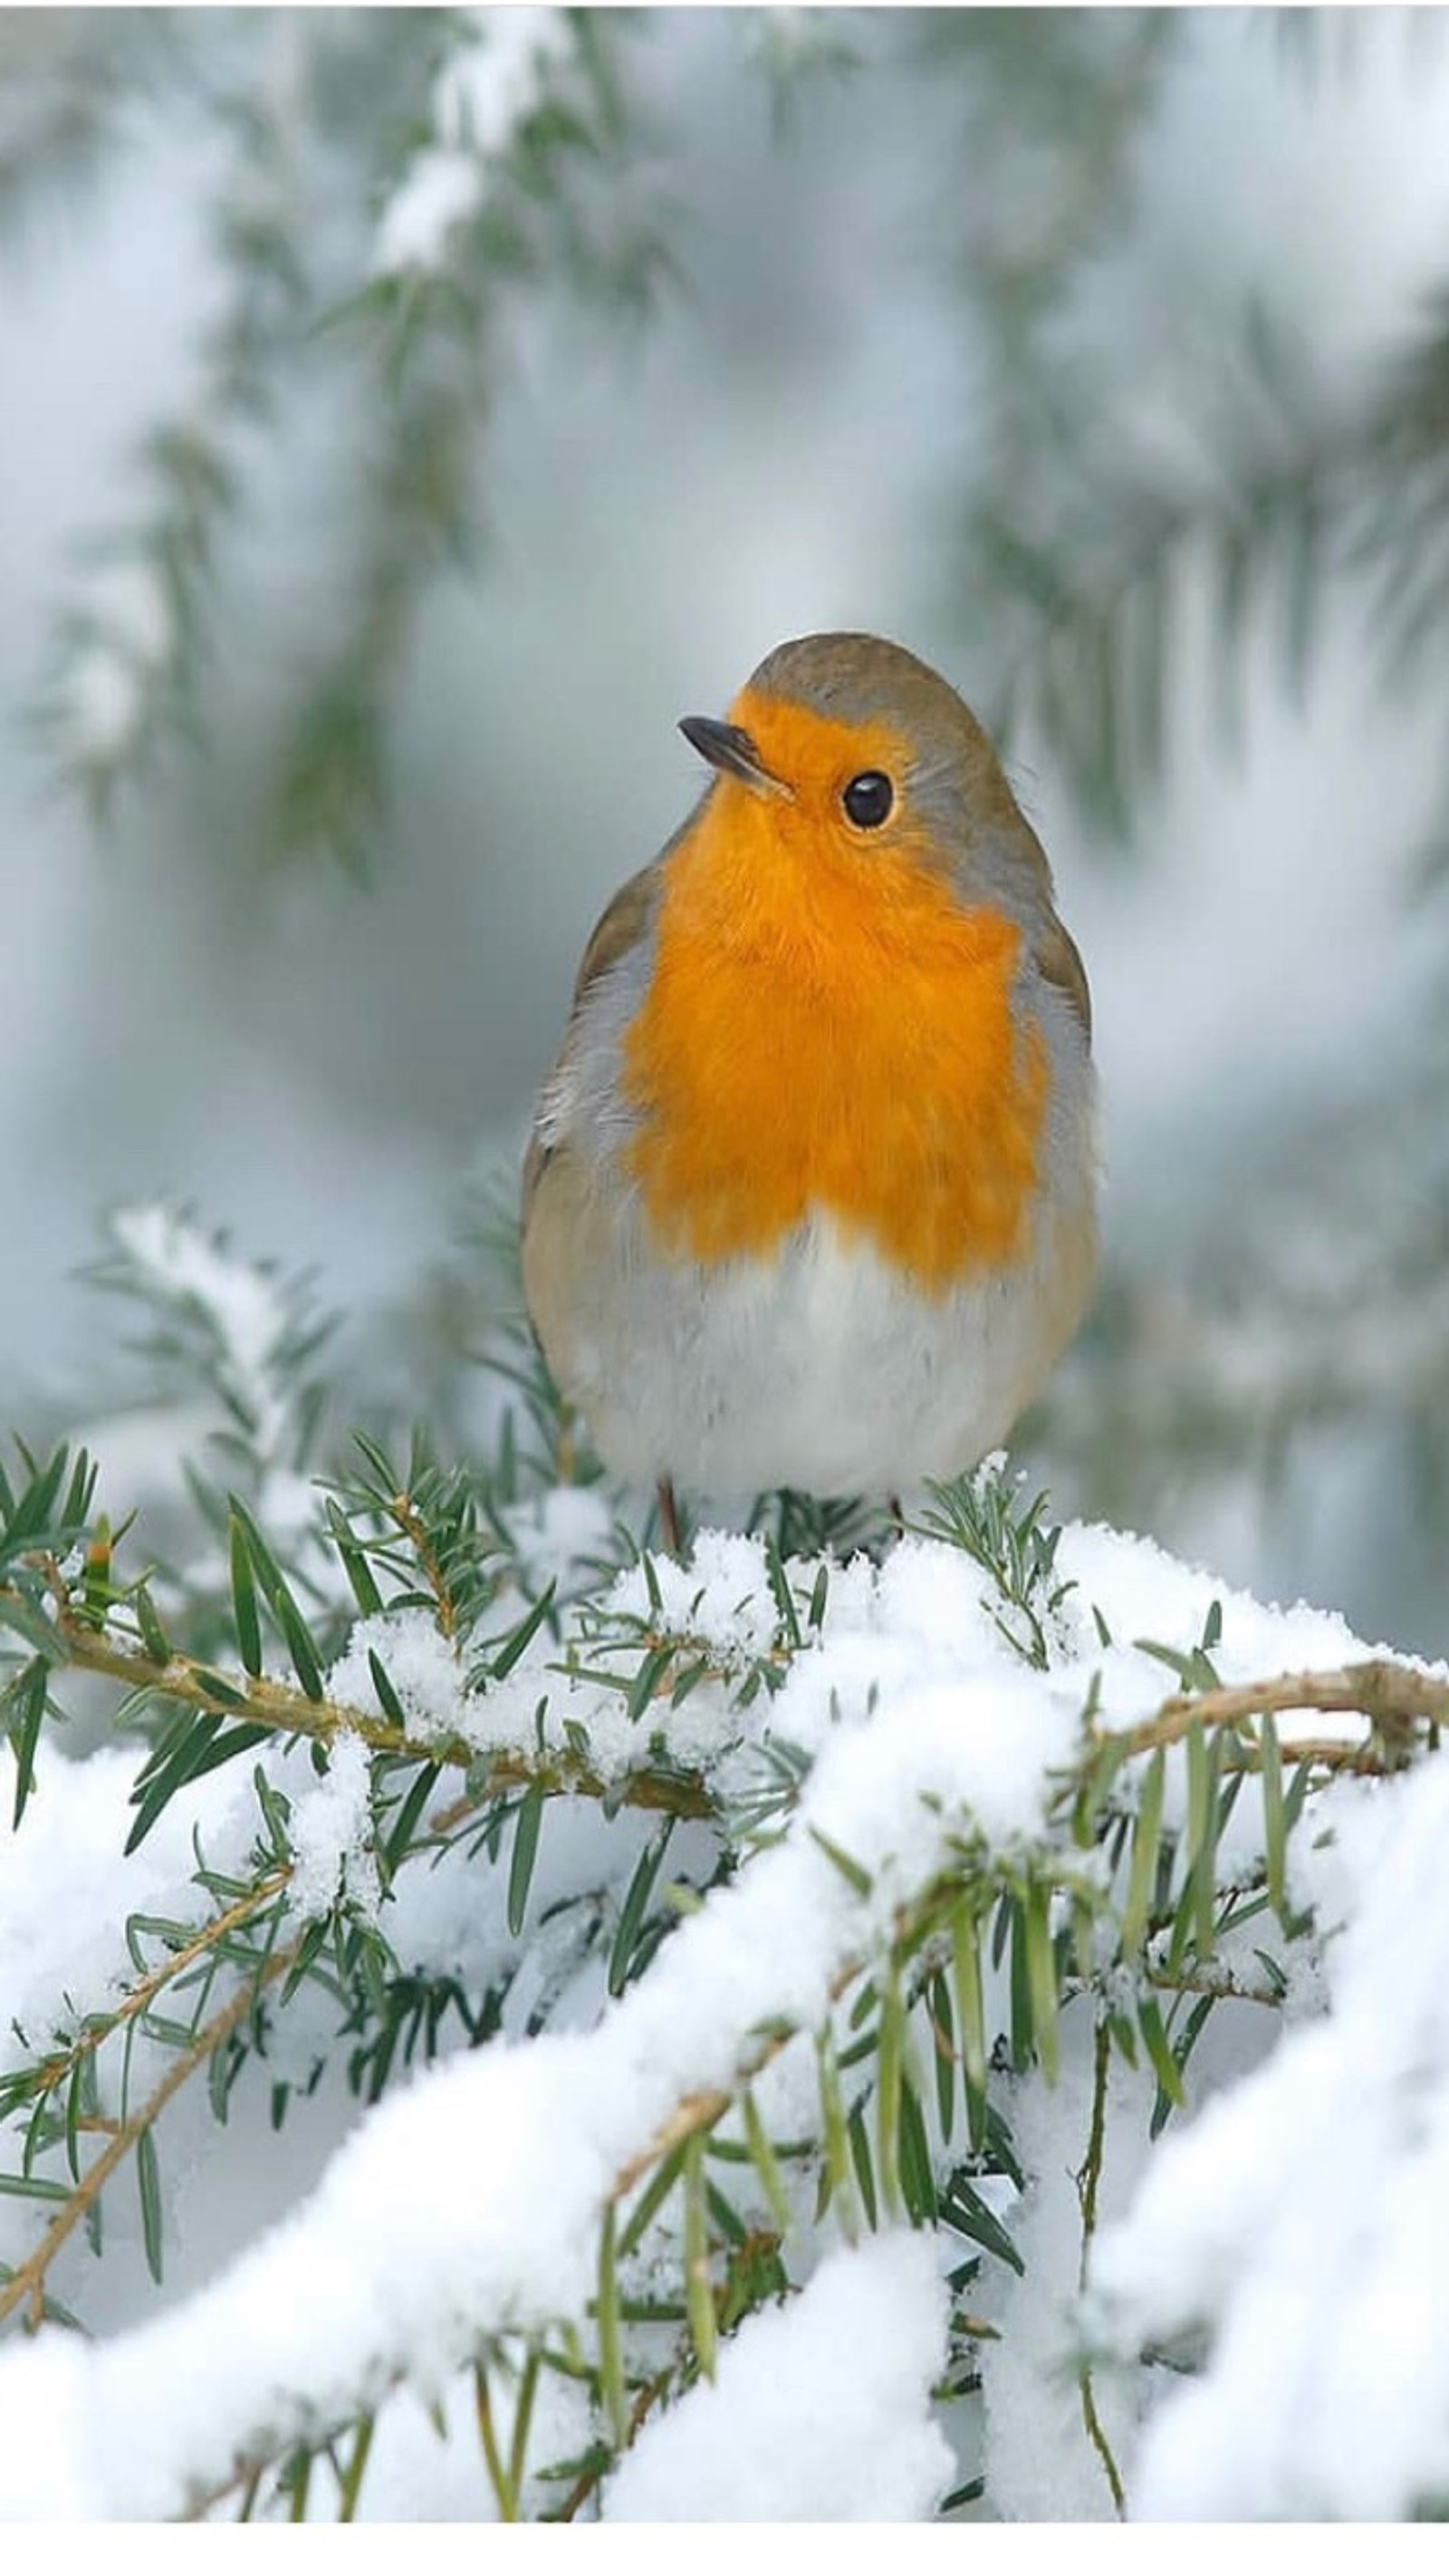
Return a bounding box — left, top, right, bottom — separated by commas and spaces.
3, 5, 1449, 1648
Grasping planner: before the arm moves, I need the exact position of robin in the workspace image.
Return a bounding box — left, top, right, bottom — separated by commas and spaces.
521, 631, 1098, 1551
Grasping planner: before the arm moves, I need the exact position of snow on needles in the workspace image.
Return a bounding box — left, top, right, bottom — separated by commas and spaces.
602, 2235, 954, 2521
56, 556, 176, 764
109, 1204, 295, 1466
1092, 1748, 1449, 2519
372, 9, 575, 275
287, 1729, 381, 1922
0, 1494, 1441, 2519
0, 1586, 1077, 2518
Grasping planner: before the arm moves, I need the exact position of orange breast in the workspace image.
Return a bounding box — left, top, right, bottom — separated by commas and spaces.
621, 781, 1047, 1293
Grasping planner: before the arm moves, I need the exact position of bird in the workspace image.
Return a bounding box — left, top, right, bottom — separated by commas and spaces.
521, 630, 1098, 1552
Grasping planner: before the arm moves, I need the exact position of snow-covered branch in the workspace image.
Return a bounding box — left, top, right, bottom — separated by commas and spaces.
371, 9, 578, 277
5, 1318, 1449, 2516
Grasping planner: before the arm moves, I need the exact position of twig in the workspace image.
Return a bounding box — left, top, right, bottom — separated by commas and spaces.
1143, 1961, 1280, 2008
20, 1870, 293, 2108
52, 1595, 463, 1757
1076, 2019, 1126, 2517
552, 2358, 674, 2523
1113, 1658, 1448, 1763
7, 1581, 720, 1823
429, 1750, 716, 1833
0, 1939, 299, 2330
389, 1492, 459, 1646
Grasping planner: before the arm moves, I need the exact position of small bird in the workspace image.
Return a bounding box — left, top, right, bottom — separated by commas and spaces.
522, 631, 1098, 1549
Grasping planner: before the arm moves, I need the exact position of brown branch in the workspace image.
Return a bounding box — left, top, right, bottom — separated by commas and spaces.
1143, 1961, 1280, 2008
0, 1938, 299, 2330
22, 1870, 293, 2108
9, 1583, 721, 1824
429, 1751, 717, 1834
43, 1600, 447, 1759
1077, 2019, 1126, 2517
387, 1493, 458, 1647
1267, 1735, 1406, 1773
610, 2086, 734, 2204
1108, 1658, 1449, 1764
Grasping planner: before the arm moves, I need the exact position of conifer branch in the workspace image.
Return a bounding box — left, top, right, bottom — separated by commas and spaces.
1115, 1658, 1449, 1763
0, 1936, 298, 2331
10, 1868, 293, 2121
3, 1570, 721, 1822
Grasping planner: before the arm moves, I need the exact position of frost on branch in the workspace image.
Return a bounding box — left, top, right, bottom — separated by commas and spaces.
372, 9, 579, 277
2, 1208, 1449, 2519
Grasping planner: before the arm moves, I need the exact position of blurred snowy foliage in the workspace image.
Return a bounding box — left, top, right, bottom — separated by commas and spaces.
18, 6, 667, 857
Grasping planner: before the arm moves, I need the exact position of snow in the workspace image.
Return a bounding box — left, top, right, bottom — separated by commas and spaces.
980, 2036, 1150, 2522
354, 2358, 590, 2521
609, 1527, 798, 1666
0, 2033, 611, 2519
287, 1728, 381, 1923
83, 558, 174, 668
1091, 1750, 1449, 2519
327, 1605, 473, 1745
2, 1483, 1445, 2520
62, 647, 146, 762
372, 9, 575, 276
504, 1481, 618, 1595
602, 2234, 953, 2521
109, 1204, 296, 1465
373, 149, 485, 278
1, 1514, 1076, 2515
0, 1745, 246, 2087
54, 553, 179, 762
435, 8, 571, 159
1053, 1517, 1376, 1714
55, 555, 177, 763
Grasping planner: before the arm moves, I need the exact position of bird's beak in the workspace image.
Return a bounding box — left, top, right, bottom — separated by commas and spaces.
678, 714, 792, 800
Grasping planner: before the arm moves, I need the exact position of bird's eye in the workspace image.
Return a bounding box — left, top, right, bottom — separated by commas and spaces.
841, 770, 894, 830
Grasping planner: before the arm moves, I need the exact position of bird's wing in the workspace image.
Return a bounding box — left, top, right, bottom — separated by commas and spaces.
520, 856, 663, 1233
566, 857, 663, 1012
1033, 910, 1092, 1049
941, 782, 1094, 1055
